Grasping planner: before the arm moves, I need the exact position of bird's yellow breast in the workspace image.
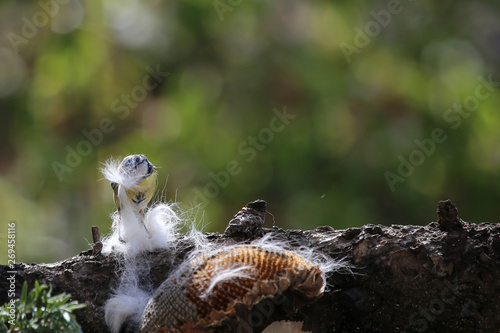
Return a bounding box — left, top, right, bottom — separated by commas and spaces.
125, 169, 158, 212
112, 169, 158, 213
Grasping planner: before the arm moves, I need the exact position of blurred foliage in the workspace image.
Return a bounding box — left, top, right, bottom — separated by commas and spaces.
0, 281, 85, 332
0, 0, 499, 263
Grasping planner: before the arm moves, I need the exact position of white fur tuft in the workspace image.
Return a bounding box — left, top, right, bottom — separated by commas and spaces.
104, 258, 152, 333
105, 292, 150, 333
101, 157, 148, 189
251, 233, 353, 283
101, 201, 183, 257
201, 265, 255, 299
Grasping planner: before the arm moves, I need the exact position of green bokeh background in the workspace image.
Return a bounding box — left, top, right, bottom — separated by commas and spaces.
1, 0, 499, 263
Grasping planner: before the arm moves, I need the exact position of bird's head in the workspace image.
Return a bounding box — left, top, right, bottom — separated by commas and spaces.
111, 154, 158, 213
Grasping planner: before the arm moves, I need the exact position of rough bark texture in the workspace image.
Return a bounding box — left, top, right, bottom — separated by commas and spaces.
1, 200, 499, 332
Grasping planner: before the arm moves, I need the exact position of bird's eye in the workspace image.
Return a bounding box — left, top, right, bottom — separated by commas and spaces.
135, 156, 141, 164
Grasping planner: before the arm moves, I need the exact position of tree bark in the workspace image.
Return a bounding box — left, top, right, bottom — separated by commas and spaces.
1, 199, 499, 332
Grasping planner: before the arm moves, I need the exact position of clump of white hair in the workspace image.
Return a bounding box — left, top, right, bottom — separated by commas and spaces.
101, 157, 189, 333
251, 232, 354, 291
104, 257, 152, 333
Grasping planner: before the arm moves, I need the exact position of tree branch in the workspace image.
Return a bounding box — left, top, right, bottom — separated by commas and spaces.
1, 200, 499, 332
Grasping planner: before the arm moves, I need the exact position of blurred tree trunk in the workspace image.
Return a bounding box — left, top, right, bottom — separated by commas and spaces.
1, 200, 499, 332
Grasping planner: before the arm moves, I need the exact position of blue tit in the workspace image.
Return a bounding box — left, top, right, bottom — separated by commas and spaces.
111, 154, 158, 216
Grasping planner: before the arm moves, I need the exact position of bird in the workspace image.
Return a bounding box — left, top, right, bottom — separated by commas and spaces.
110, 154, 158, 240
